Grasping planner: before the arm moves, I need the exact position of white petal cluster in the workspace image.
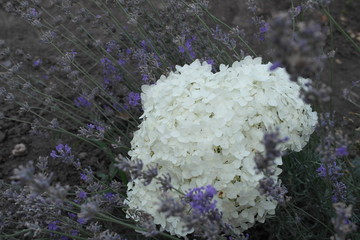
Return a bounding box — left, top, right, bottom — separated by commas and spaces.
125, 56, 318, 236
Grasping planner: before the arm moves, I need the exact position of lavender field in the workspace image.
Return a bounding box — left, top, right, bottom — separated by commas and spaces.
0, 0, 359, 239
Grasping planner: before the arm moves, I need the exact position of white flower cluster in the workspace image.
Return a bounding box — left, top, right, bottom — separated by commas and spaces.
125, 56, 318, 236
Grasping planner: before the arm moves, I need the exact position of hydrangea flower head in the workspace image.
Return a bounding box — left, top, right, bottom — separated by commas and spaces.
125, 56, 318, 236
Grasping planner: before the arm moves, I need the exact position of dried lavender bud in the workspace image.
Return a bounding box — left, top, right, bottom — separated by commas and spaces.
11, 161, 35, 185
212, 25, 237, 50
78, 201, 99, 220
49, 118, 59, 129
80, 167, 94, 183
89, 229, 126, 240
36, 156, 48, 172
40, 30, 57, 43
254, 129, 288, 176
158, 194, 186, 218
316, 113, 350, 202
156, 173, 172, 192
46, 183, 69, 204
316, 162, 343, 181
109, 180, 123, 192
4, 93, 15, 102
74, 95, 93, 108
331, 181, 347, 203
331, 203, 357, 240
86, 221, 101, 234
139, 164, 158, 186
29, 173, 52, 194
0, 87, 6, 97
127, 209, 159, 237
258, 177, 289, 205
77, 190, 87, 200
183, 209, 223, 240
86, 182, 105, 193
111, 137, 123, 149
78, 123, 107, 140
269, 12, 327, 83
289, 6, 302, 19
304, 0, 332, 9
115, 155, 143, 180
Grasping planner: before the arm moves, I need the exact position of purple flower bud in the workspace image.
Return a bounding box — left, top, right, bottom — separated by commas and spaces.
77, 218, 87, 225
269, 61, 281, 71
259, 22, 269, 34
178, 46, 185, 53
70, 230, 79, 236
142, 74, 149, 82
50, 144, 75, 165
184, 185, 217, 213
68, 213, 77, 219
335, 146, 348, 157
74, 96, 92, 108
127, 92, 141, 107
33, 58, 42, 67
48, 220, 60, 231
78, 191, 87, 199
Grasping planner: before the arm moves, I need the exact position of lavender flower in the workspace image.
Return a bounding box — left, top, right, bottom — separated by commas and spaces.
254, 129, 288, 175
331, 181, 347, 203
77, 190, 87, 200
141, 164, 158, 186
77, 217, 88, 225
269, 12, 327, 82
156, 173, 173, 192
80, 168, 94, 183
50, 144, 75, 165
269, 61, 281, 71
212, 25, 237, 50
157, 185, 246, 240
89, 230, 127, 240
331, 203, 357, 240
115, 155, 143, 180
316, 162, 343, 181
183, 185, 217, 214
127, 92, 141, 107
36, 156, 48, 172
32, 58, 42, 67
40, 30, 57, 43
48, 220, 60, 230
178, 35, 197, 59
78, 123, 107, 140
317, 113, 350, 202
115, 155, 160, 186
100, 57, 122, 85
157, 194, 187, 218
126, 209, 159, 237
74, 96, 92, 108
289, 6, 302, 19
335, 146, 349, 157
254, 130, 290, 205
257, 177, 289, 205
78, 202, 99, 221
11, 161, 35, 185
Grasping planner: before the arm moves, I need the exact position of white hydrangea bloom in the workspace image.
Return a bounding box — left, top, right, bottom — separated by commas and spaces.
125, 56, 318, 236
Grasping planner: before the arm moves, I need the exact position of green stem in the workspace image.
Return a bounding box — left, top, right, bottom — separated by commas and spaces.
0, 229, 32, 238
288, 202, 334, 233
